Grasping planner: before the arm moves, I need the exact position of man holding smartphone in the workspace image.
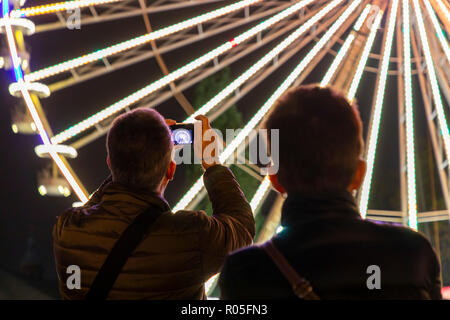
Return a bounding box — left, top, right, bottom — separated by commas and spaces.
53, 108, 255, 300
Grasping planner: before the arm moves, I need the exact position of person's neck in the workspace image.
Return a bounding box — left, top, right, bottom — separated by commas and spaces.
281, 189, 360, 226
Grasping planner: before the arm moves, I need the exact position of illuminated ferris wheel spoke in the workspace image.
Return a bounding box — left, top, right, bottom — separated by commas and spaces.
50, 0, 316, 145
412, 0, 450, 169
10, 0, 123, 18
24, 0, 264, 83
185, 0, 346, 123
422, 1, 450, 68
249, 1, 371, 214
320, 4, 372, 86
358, 0, 399, 218
320, 4, 372, 87
431, 0, 450, 25
347, 7, 384, 101
174, 0, 364, 212
402, 0, 418, 230
1, 2, 89, 202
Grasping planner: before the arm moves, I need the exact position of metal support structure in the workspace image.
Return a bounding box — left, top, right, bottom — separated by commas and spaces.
410, 24, 450, 215
46, 1, 291, 92
33, 0, 228, 33
255, 195, 284, 243
396, 5, 408, 225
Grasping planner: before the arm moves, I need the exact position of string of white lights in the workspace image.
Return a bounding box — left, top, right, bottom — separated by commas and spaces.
358, 0, 399, 218
422, 1, 450, 67
186, 0, 346, 123
402, 0, 417, 230
248, 2, 371, 213
412, 0, 450, 180
347, 8, 383, 101
51, 0, 314, 145
10, 0, 122, 18
24, 0, 263, 83
320, 4, 372, 87
174, 0, 363, 212
1, 3, 89, 202
433, 0, 450, 23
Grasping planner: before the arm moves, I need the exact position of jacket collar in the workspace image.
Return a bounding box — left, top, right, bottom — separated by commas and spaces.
85, 176, 171, 216
281, 190, 361, 227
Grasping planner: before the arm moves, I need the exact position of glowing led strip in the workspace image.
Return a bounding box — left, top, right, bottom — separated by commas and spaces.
186, 0, 344, 122
51, 0, 314, 145
2, 1, 88, 202
358, 0, 399, 218
412, 0, 450, 171
35, 144, 78, 159
0, 16, 35, 34
25, 0, 263, 83
174, 0, 363, 212
434, 0, 450, 23
205, 274, 219, 296
250, 3, 371, 212
10, 0, 122, 18
403, 0, 417, 230
347, 9, 383, 101
205, 176, 271, 296
249, 176, 271, 211
423, 0, 450, 63
320, 4, 372, 87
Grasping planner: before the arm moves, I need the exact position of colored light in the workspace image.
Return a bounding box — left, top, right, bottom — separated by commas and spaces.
347, 9, 383, 101
205, 274, 219, 296
249, 176, 271, 212
186, 0, 345, 123
412, 0, 450, 183
9, 81, 50, 98
320, 4, 372, 87
51, 0, 315, 145
359, 0, 399, 218
2, 1, 88, 202
403, 0, 417, 230
25, 0, 263, 82
10, 0, 122, 18
35, 144, 78, 159
423, 0, 450, 65
174, 0, 363, 211
0, 16, 35, 34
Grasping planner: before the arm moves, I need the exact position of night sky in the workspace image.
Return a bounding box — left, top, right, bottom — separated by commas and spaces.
1, 0, 445, 295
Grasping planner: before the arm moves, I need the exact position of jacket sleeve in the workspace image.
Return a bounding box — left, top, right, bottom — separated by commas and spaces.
197, 165, 256, 280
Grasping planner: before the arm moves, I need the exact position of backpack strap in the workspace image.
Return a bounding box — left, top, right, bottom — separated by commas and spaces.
85, 203, 164, 300
261, 240, 320, 300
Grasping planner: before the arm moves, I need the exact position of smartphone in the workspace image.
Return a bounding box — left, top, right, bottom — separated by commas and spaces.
169, 123, 195, 145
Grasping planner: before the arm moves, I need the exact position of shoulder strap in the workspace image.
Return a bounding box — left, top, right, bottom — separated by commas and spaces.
85, 204, 164, 300
261, 240, 320, 300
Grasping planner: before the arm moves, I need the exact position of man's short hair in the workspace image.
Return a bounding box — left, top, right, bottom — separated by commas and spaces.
263, 84, 363, 193
106, 108, 173, 191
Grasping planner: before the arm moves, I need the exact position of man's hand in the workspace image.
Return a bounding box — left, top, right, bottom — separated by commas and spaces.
195, 115, 221, 170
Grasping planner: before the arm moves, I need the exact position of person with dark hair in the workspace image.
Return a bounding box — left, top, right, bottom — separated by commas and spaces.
53, 108, 255, 300
219, 85, 442, 300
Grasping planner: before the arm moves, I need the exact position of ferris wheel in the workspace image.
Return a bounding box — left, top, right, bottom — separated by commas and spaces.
1, 0, 450, 288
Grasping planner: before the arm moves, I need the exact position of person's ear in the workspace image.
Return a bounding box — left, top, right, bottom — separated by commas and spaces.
166, 160, 176, 181
268, 174, 286, 194
107, 155, 111, 170
348, 159, 367, 192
